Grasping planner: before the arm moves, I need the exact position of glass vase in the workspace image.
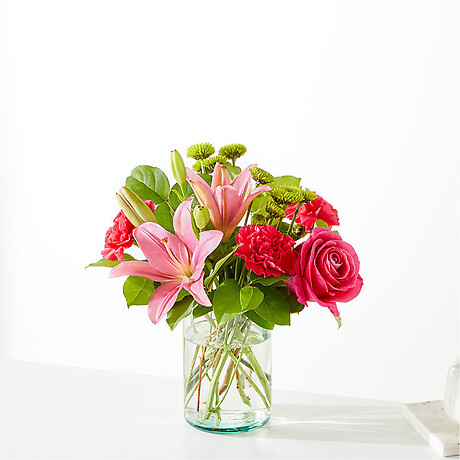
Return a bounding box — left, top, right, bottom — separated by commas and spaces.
183, 313, 272, 433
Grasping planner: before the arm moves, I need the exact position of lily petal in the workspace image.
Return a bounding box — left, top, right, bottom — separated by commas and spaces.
211, 163, 231, 190
147, 280, 183, 324
109, 260, 173, 282
214, 185, 242, 229
225, 184, 270, 240
173, 198, 198, 254
231, 164, 254, 198
186, 168, 220, 221
191, 230, 223, 281
134, 223, 190, 273
184, 274, 211, 306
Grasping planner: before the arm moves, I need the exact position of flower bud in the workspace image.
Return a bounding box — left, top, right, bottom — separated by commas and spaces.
116, 186, 157, 227
193, 205, 210, 230
171, 150, 187, 187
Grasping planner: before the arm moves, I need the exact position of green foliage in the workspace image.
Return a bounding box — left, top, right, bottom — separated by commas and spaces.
250, 274, 290, 287
166, 296, 194, 330
335, 315, 342, 328
213, 279, 263, 324
240, 285, 264, 311
193, 305, 212, 319
198, 173, 213, 186
225, 163, 242, 180
244, 310, 274, 330
253, 285, 290, 326
168, 182, 195, 210
278, 287, 305, 314
204, 247, 239, 288
212, 279, 242, 324
152, 201, 174, 233
125, 165, 170, 204
123, 276, 156, 307
125, 165, 174, 231
315, 219, 330, 229
251, 175, 300, 216
251, 213, 268, 225
271, 175, 301, 189
86, 254, 135, 268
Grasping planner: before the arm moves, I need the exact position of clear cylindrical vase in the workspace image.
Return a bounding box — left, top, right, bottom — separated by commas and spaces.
183, 313, 272, 433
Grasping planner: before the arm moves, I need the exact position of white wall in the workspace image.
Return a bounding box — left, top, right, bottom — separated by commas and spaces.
1, 0, 458, 403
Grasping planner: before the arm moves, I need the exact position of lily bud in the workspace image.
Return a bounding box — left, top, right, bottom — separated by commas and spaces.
193, 205, 210, 230
171, 150, 187, 188
116, 186, 157, 227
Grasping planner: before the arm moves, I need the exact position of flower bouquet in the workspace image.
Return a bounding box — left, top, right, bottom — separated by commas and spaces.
89, 143, 363, 433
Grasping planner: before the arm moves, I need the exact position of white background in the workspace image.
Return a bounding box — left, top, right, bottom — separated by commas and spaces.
1, 0, 458, 403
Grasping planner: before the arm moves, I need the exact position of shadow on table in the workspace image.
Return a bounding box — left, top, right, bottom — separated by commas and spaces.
245, 404, 424, 446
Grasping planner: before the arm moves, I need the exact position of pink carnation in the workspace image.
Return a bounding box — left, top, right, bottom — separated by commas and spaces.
101, 201, 155, 262
285, 195, 339, 232
234, 225, 297, 278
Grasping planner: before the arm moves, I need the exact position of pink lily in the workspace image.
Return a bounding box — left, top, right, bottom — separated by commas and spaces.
109, 198, 223, 324
186, 163, 270, 241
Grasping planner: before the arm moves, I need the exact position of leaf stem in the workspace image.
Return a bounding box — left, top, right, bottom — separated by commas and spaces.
287, 202, 302, 236
226, 351, 270, 411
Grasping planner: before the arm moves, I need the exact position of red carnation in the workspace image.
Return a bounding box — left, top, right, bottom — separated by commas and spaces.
234, 225, 297, 278
285, 195, 339, 232
101, 200, 155, 262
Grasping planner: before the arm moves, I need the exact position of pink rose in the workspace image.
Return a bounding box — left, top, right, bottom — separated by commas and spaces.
286, 227, 363, 317
101, 200, 155, 262
285, 195, 339, 232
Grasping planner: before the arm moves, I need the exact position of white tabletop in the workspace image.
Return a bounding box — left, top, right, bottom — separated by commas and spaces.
1, 359, 442, 459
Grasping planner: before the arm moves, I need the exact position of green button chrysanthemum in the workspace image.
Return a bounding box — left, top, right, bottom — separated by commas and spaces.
187, 142, 215, 160
269, 186, 304, 205
219, 144, 247, 161
249, 167, 274, 185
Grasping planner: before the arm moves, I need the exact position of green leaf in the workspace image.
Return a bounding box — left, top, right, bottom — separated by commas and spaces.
86, 253, 135, 268
334, 315, 342, 328
166, 296, 194, 330
169, 182, 195, 209
250, 194, 270, 214
240, 285, 264, 312
278, 287, 305, 314
198, 173, 213, 186
245, 310, 274, 330
177, 289, 190, 302
225, 163, 242, 180
251, 175, 300, 217
123, 276, 156, 307
270, 175, 301, 189
255, 286, 290, 326
125, 165, 170, 204
315, 219, 330, 229
153, 201, 174, 233
204, 248, 239, 288
212, 279, 242, 324
193, 305, 212, 319
250, 274, 290, 287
